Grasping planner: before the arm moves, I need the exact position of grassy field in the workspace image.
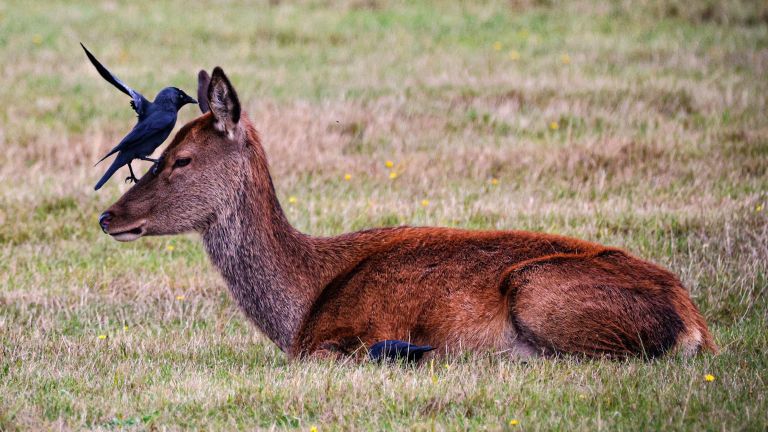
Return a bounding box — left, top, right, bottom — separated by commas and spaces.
1, 0, 767, 430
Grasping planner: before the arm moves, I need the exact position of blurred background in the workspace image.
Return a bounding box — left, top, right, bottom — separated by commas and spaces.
1, 0, 766, 430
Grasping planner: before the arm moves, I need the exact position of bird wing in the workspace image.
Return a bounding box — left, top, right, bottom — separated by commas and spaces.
95, 111, 176, 165
80, 43, 150, 119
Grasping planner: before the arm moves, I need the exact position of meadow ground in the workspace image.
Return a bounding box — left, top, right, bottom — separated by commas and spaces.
1, 0, 767, 430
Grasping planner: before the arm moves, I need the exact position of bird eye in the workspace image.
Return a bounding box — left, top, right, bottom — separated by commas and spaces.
173, 158, 191, 168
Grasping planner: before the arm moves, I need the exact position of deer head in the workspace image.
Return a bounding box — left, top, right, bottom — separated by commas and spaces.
99, 67, 253, 241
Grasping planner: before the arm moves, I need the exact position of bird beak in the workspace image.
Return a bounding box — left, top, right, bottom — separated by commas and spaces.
185, 95, 197, 105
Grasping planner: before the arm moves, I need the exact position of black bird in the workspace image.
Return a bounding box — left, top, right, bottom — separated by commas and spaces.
368, 340, 435, 363
81, 43, 197, 190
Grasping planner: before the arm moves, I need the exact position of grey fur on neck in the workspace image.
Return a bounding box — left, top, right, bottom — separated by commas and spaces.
201, 151, 316, 353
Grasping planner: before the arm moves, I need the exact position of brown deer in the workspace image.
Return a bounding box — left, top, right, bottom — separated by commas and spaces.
99, 67, 716, 360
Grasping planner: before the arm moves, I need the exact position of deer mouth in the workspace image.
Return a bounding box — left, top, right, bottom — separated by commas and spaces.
108, 222, 147, 242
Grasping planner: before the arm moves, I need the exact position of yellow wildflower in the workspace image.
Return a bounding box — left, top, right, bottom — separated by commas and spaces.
32, 34, 43, 45
97, 334, 107, 340
509, 50, 520, 61
756, 204, 764, 212
166, 245, 175, 252
385, 160, 394, 168
389, 171, 398, 180
493, 41, 502, 51
176, 295, 185, 301
549, 121, 559, 130
490, 178, 499, 186
344, 173, 352, 181
561, 53, 571, 64
421, 199, 430, 207
509, 419, 519, 426
123, 325, 129, 331
309, 427, 318, 432
704, 374, 715, 382
288, 195, 297, 204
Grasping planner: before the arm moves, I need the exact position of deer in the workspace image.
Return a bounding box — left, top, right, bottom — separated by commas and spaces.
98, 67, 717, 361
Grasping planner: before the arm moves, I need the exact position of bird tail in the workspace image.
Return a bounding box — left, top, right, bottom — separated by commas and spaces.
94, 147, 120, 166
94, 159, 122, 190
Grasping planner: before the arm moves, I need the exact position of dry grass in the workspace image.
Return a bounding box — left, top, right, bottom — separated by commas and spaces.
1, 0, 767, 430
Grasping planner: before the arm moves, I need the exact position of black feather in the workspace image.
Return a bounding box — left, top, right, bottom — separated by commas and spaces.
369, 340, 435, 363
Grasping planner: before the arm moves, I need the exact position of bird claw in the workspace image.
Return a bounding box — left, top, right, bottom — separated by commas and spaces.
124, 176, 138, 184
151, 156, 165, 175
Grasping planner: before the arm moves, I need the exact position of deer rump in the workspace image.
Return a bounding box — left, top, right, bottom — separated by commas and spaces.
293, 228, 714, 360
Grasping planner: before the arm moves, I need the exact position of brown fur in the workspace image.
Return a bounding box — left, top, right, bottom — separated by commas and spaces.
101, 68, 716, 360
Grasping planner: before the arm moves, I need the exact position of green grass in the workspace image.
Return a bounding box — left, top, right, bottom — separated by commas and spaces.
1, 0, 767, 430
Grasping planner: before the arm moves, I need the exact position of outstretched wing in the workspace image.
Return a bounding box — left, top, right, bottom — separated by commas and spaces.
80, 43, 150, 119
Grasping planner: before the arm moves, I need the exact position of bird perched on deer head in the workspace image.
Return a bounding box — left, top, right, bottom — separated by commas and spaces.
81, 43, 197, 190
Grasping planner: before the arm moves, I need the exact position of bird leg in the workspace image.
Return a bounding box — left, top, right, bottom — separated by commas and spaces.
151, 156, 166, 175
124, 163, 139, 184
138, 156, 163, 175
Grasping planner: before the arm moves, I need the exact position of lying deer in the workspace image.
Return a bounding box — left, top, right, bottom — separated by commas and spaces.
99, 67, 716, 360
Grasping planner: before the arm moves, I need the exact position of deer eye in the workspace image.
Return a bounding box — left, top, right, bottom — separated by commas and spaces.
173, 158, 191, 168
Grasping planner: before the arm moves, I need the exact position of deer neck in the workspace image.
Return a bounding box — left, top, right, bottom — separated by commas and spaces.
201, 144, 320, 354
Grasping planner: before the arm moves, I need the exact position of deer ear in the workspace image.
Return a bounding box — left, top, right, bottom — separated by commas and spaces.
197, 70, 211, 114
207, 67, 241, 135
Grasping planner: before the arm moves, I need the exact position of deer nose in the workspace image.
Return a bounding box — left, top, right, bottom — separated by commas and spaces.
98, 211, 113, 233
